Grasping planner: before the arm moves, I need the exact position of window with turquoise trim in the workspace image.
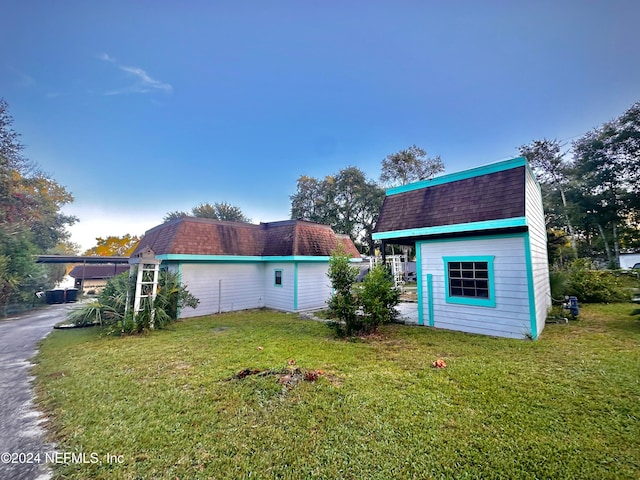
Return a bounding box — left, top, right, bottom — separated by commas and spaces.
274, 269, 283, 287
443, 256, 496, 307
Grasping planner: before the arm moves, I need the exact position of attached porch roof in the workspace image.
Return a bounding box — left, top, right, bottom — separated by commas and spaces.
373, 157, 529, 243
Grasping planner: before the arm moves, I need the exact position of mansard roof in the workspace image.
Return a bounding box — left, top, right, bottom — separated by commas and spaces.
131, 218, 360, 258
373, 157, 530, 240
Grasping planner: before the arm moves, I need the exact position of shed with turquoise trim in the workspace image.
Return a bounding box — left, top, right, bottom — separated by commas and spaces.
131, 218, 361, 317
373, 157, 550, 339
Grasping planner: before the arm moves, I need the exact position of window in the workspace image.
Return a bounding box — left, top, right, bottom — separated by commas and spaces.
274, 269, 283, 287
443, 256, 495, 307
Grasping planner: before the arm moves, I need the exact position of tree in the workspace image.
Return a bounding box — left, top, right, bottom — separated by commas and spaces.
162, 210, 188, 223
380, 144, 444, 186
163, 202, 250, 223
290, 175, 333, 226
571, 102, 640, 267
0, 99, 76, 308
519, 138, 578, 254
290, 167, 384, 253
83, 234, 141, 256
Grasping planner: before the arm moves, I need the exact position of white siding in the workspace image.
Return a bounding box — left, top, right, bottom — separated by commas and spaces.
297, 263, 332, 311
263, 263, 295, 311
420, 236, 533, 339
525, 168, 551, 337
178, 263, 265, 318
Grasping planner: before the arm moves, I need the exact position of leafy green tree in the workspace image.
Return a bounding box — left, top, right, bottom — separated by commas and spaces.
289, 175, 334, 226
290, 167, 384, 253
0, 99, 76, 308
163, 202, 250, 223
162, 210, 189, 222
380, 144, 444, 186
571, 103, 640, 267
519, 138, 578, 255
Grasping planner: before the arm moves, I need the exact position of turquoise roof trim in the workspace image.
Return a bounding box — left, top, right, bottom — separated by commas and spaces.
372, 217, 528, 241
385, 156, 527, 196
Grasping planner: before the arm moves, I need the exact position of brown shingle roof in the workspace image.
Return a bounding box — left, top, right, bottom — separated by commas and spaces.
131, 218, 360, 258
373, 166, 526, 234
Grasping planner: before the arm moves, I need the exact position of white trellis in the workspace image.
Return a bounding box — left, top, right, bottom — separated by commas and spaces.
127, 247, 161, 328
369, 254, 406, 291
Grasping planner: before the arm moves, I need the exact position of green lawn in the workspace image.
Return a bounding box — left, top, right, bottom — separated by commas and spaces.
35, 305, 640, 479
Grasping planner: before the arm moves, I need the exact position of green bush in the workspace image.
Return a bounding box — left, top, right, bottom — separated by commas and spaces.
360, 263, 400, 328
327, 252, 399, 336
67, 270, 199, 334
564, 259, 630, 303
326, 250, 360, 336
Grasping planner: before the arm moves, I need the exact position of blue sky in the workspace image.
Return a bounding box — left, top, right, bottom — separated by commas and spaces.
2, 1, 639, 251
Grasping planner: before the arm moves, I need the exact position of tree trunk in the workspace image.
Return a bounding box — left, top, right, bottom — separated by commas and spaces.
596, 223, 612, 266
559, 187, 577, 254
612, 223, 620, 268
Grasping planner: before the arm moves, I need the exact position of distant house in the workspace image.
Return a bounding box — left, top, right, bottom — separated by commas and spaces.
69, 264, 129, 293
130, 218, 361, 317
373, 157, 551, 339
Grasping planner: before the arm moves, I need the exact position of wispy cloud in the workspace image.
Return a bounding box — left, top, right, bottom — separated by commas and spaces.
98, 53, 173, 95
8, 65, 36, 87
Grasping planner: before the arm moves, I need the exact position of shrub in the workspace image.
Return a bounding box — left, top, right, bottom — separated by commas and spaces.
359, 263, 400, 328
326, 250, 360, 336
327, 251, 399, 336
67, 270, 199, 334
564, 259, 630, 303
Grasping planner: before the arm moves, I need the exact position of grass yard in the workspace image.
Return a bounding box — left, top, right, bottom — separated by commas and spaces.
35, 305, 640, 479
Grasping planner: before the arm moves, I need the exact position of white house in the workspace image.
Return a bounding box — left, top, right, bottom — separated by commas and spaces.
130, 218, 361, 318
372, 157, 551, 339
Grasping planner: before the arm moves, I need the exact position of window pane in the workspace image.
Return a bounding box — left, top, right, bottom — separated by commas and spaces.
447, 260, 492, 300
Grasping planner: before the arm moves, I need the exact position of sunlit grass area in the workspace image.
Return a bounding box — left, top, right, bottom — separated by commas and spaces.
35, 305, 640, 479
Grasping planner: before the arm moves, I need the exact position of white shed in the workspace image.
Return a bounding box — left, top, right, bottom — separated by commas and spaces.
372, 157, 551, 339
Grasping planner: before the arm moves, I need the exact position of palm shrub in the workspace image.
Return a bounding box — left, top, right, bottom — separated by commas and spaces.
67, 270, 199, 333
